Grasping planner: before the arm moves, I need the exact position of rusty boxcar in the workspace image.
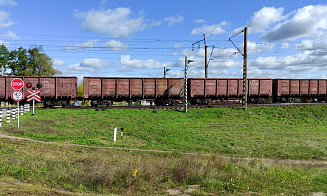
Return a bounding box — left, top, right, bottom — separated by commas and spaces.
188, 78, 273, 104
83, 77, 184, 106
273, 79, 327, 102
0, 76, 77, 107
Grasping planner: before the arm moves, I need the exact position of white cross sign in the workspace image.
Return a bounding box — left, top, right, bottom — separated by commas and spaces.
26, 89, 41, 102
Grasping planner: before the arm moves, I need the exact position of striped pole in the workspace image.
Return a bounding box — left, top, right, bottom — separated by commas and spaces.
0, 110, 2, 127
12, 108, 16, 120
184, 56, 188, 114
24, 104, 27, 113
7, 109, 10, 123
27, 104, 30, 112
16, 107, 18, 119
21, 105, 23, 115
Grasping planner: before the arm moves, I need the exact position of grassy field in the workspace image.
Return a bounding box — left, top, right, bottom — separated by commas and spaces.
0, 105, 327, 195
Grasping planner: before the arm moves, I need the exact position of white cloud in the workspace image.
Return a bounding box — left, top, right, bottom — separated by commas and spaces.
74, 7, 146, 38
0, 10, 15, 29
102, 40, 128, 51
1, 30, 19, 40
65, 39, 99, 50
164, 15, 183, 27
191, 21, 228, 35
0, 0, 17, 6
243, 7, 285, 34
174, 42, 184, 49
80, 58, 113, 69
119, 55, 173, 71
260, 5, 327, 41
194, 19, 205, 23
53, 59, 66, 66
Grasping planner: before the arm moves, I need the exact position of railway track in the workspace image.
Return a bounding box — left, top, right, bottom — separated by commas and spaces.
2, 102, 326, 111
65, 102, 327, 110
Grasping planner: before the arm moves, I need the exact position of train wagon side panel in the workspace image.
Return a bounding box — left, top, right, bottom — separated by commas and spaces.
0, 77, 6, 99
228, 79, 239, 97
102, 78, 116, 98
131, 78, 142, 97
85, 77, 102, 98
274, 79, 290, 96
39, 77, 56, 97
309, 80, 318, 95
217, 79, 228, 96
56, 77, 77, 99
143, 78, 155, 98
290, 80, 300, 95
300, 80, 309, 95
259, 79, 273, 96
205, 79, 217, 97
318, 80, 326, 95
168, 78, 184, 97
248, 79, 259, 96
156, 78, 168, 97
117, 78, 130, 97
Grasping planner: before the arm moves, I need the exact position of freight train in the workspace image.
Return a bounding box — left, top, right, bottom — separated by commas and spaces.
0, 76, 326, 107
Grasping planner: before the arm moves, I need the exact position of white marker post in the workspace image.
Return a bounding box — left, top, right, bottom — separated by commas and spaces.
114, 127, 117, 142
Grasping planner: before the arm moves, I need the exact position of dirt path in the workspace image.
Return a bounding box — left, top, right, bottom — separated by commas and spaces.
0, 133, 326, 167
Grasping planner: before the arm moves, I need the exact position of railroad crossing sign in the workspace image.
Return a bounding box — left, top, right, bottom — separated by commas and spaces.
11, 78, 24, 90
12, 90, 24, 101
26, 89, 41, 102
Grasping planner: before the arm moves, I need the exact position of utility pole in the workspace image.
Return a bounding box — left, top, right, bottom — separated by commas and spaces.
204, 34, 208, 78
192, 34, 208, 78
242, 27, 248, 110
229, 27, 248, 110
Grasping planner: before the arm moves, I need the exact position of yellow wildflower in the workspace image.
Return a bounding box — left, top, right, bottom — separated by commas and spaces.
131, 169, 138, 177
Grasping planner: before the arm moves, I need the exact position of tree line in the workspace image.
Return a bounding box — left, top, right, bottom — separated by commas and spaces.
0, 44, 61, 76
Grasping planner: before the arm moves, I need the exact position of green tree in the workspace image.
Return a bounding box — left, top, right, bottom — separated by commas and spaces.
0, 44, 9, 75
7, 45, 61, 76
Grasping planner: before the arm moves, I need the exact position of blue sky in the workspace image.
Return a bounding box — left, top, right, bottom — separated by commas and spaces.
1, 0, 327, 83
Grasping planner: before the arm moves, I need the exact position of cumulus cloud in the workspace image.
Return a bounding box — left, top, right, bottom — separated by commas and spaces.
240, 7, 285, 34
80, 58, 113, 69
119, 55, 173, 71
53, 59, 66, 66
191, 21, 228, 35
0, 0, 17, 6
260, 5, 327, 41
164, 15, 183, 27
0, 10, 15, 29
74, 7, 146, 38
102, 40, 128, 51
1, 30, 19, 40
65, 39, 99, 50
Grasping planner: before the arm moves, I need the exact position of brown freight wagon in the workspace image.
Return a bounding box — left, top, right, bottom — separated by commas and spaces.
273, 79, 327, 102
0, 76, 77, 107
83, 77, 184, 106
188, 78, 273, 104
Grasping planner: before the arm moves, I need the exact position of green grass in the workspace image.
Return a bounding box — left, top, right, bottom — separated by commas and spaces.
1, 105, 327, 160
0, 138, 326, 195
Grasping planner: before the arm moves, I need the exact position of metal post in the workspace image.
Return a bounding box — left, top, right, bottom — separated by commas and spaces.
17, 101, 19, 128
184, 56, 188, 113
242, 27, 248, 110
32, 99, 35, 115
0, 110, 2, 127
